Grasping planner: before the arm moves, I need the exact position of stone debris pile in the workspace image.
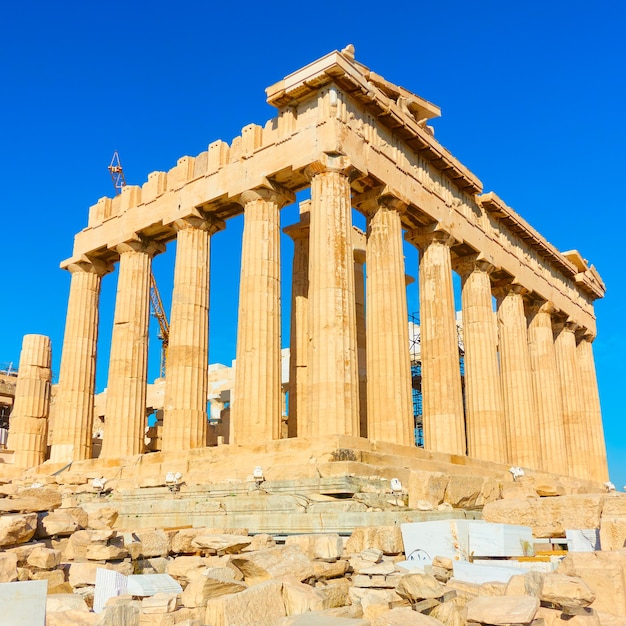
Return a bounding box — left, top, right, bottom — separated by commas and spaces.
0, 484, 625, 625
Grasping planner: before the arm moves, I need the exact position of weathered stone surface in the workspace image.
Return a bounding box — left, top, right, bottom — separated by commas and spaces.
205, 580, 286, 626
166, 555, 208, 583
356, 588, 406, 620
232, 545, 314, 585
371, 607, 445, 625
408, 472, 449, 509
181, 568, 247, 607
36, 509, 81, 537
171, 527, 248, 554
541, 573, 596, 608
479, 581, 507, 596
137, 556, 170, 574
47, 610, 98, 626
350, 557, 396, 575
86, 542, 129, 560
482, 495, 603, 537
600, 495, 626, 551
47, 593, 90, 612
536, 606, 601, 626
286, 534, 343, 561
313, 559, 349, 580
129, 529, 172, 558
0, 488, 62, 513
27, 545, 62, 569
283, 580, 329, 615
32, 568, 67, 592
191, 533, 252, 554
444, 475, 485, 508
466, 595, 539, 625
277, 611, 369, 626
97, 602, 141, 625
69, 561, 133, 587
141, 592, 178, 614
242, 533, 275, 552
0, 552, 18, 582
87, 507, 119, 530
316, 578, 351, 608
353, 573, 402, 588
396, 572, 445, 601
0, 512, 37, 546
345, 526, 403, 555
429, 599, 467, 626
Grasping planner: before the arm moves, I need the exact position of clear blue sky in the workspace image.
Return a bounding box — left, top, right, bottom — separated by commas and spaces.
1, 1, 623, 487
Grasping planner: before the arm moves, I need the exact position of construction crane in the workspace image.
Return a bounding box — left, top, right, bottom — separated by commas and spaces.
108, 152, 170, 378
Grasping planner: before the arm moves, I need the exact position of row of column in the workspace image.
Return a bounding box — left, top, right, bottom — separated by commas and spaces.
50, 159, 607, 483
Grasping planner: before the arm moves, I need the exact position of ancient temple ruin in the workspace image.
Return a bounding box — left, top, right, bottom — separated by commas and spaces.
12, 47, 606, 482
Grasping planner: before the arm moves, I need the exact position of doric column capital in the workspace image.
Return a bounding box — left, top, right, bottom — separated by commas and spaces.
554, 318, 580, 335
492, 281, 530, 302
453, 254, 497, 278
405, 225, 456, 251
114, 236, 165, 258
66, 256, 113, 277
353, 186, 408, 218
173, 213, 225, 235
304, 153, 362, 182
576, 327, 596, 343
238, 182, 295, 209
526, 298, 556, 317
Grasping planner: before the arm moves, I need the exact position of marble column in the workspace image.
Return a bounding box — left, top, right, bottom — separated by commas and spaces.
8, 334, 52, 468
284, 203, 310, 438
577, 332, 609, 482
162, 214, 224, 452
232, 186, 293, 444
527, 301, 568, 475
456, 259, 506, 463
51, 259, 110, 462
407, 228, 465, 456
101, 238, 163, 458
495, 284, 541, 469
365, 196, 413, 446
554, 320, 589, 479
305, 156, 360, 437
354, 247, 368, 439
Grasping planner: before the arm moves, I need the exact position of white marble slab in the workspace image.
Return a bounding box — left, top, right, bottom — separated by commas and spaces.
0, 580, 47, 625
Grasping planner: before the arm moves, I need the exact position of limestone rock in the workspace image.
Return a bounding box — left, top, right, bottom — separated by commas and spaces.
286, 534, 343, 561
47, 610, 98, 626
466, 595, 539, 625
0, 487, 62, 512
37, 509, 81, 537
316, 578, 352, 608
171, 527, 248, 554
47, 593, 90, 612
205, 580, 286, 626
600, 494, 626, 551
96, 602, 141, 625
371, 607, 445, 625
277, 611, 369, 625
141, 593, 178, 614
482, 495, 603, 537
87, 507, 119, 530
0, 552, 18, 582
541, 573, 596, 608
86, 542, 129, 560
0, 512, 37, 546
345, 526, 403, 555
536, 606, 601, 626
282, 580, 329, 615
232, 545, 315, 585
444, 475, 485, 508
137, 556, 170, 574
396, 572, 445, 601
429, 599, 467, 626
313, 559, 349, 580
166, 556, 207, 583
191, 533, 252, 554
181, 568, 247, 607
408, 471, 448, 508
353, 572, 402, 589
355, 588, 406, 620
242, 533, 275, 552
27, 545, 62, 569
32, 568, 67, 591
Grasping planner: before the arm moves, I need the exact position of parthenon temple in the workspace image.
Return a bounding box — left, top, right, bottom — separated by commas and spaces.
6, 47, 608, 484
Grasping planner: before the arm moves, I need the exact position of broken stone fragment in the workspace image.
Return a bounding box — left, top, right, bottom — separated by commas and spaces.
0, 512, 38, 546
231, 544, 315, 585
285, 534, 344, 561
371, 606, 446, 625
26, 545, 62, 569
191, 533, 252, 554
345, 526, 404, 555
396, 572, 445, 602
0, 552, 18, 582
541, 573, 596, 608
466, 595, 539, 625
181, 567, 247, 607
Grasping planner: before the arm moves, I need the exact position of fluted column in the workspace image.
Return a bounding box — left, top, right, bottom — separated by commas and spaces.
495, 284, 541, 469
527, 301, 568, 475
305, 156, 360, 437
162, 215, 224, 452
354, 247, 368, 439
554, 320, 589, 479
365, 196, 413, 446
407, 228, 465, 455
577, 332, 609, 482
232, 185, 294, 444
51, 259, 110, 462
101, 238, 163, 458
284, 203, 310, 438
456, 259, 506, 463
8, 335, 52, 468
